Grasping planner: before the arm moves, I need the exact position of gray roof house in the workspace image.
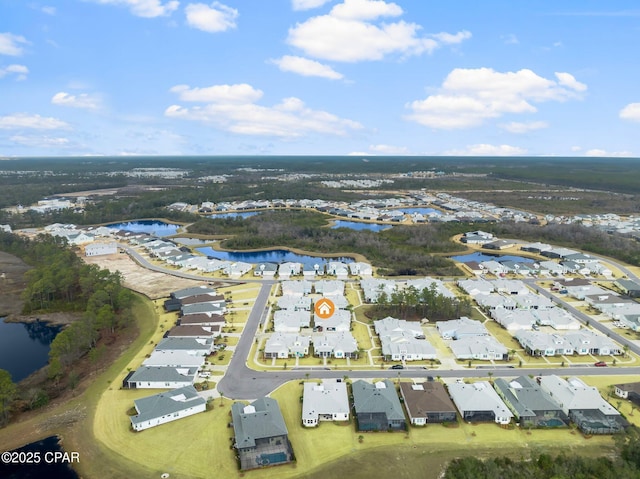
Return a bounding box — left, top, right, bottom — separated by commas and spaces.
448, 381, 513, 424
437, 317, 488, 340
155, 337, 213, 355
352, 380, 406, 431
614, 382, 640, 406
129, 385, 206, 431
181, 302, 226, 316
124, 366, 198, 389
142, 350, 206, 368
232, 397, 294, 470
171, 286, 217, 300
399, 382, 457, 426
539, 375, 627, 434
302, 379, 350, 427
493, 376, 568, 428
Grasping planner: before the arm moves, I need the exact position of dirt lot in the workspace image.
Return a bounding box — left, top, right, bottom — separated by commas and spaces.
83, 252, 207, 300
0, 251, 31, 318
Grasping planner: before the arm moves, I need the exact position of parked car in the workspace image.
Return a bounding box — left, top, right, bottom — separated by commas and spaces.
390, 364, 404, 370
594, 361, 607, 367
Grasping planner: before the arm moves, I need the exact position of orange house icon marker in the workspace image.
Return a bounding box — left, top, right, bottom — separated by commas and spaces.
314, 298, 335, 320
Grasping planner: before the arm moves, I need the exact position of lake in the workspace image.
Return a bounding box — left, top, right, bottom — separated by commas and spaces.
106, 220, 180, 236
450, 252, 535, 263
195, 247, 355, 267
331, 221, 392, 232
0, 318, 61, 382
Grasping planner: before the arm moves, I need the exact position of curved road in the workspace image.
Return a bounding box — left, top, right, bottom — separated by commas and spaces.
121, 243, 640, 400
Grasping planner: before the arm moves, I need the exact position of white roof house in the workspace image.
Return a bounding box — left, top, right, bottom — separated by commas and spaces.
448, 381, 513, 425
278, 262, 303, 279
302, 380, 350, 427
224, 261, 253, 278
490, 279, 531, 296
264, 333, 311, 359
281, 280, 313, 297
515, 331, 574, 356
405, 277, 456, 299
360, 278, 397, 303
514, 294, 555, 310
326, 262, 350, 279
374, 317, 423, 338
448, 336, 508, 361
492, 309, 537, 331
313, 309, 351, 332
457, 279, 494, 296
143, 350, 206, 368
312, 332, 359, 358
85, 241, 118, 256
349, 262, 373, 277
437, 317, 489, 340
125, 366, 198, 389
532, 308, 581, 330
277, 295, 312, 311
130, 385, 206, 431
313, 280, 345, 296
273, 310, 311, 332
563, 329, 622, 355
476, 294, 517, 311
539, 376, 621, 417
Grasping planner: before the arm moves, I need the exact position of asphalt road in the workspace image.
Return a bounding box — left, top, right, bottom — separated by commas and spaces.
121, 242, 640, 400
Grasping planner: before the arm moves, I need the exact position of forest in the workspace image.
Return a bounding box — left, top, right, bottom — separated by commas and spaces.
0, 231, 133, 422
445, 426, 640, 478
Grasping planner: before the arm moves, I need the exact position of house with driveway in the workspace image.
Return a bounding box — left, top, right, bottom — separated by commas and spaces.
129, 385, 206, 431
263, 333, 310, 359
448, 336, 508, 361
232, 397, 294, 471
352, 380, 406, 431
399, 381, 457, 426
614, 382, 640, 406
311, 332, 359, 359
302, 379, 350, 427
437, 317, 488, 340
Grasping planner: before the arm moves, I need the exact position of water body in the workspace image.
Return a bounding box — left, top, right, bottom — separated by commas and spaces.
0, 436, 79, 479
195, 247, 354, 267
0, 318, 61, 382
331, 221, 392, 232
450, 252, 535, 264
209, 212, 260, 219
106, 220, 180, 237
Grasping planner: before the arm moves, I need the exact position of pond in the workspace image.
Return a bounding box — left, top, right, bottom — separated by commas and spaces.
195, 247, 355, 267
2, 436, 79, 479
106, 220, 180, 237
331, 221, 392, 232
450, 252, 535, 263
0, 318, 61, 382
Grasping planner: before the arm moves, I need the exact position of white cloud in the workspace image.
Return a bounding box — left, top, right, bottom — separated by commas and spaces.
620, 102, 640, 122
369, 144, 408, 154
406, 67, 587, 129
585, 148, 633, 157
10, 135, 71, 147
51, 91, 101, 109
571, 146, 582, 152
0, 113, 69, 130
555, 72, 587, 92
444, 143, 527, 156
0, 33, 29, 56
287, 0, 470, 62
499, 121, 548, 133
502, 33, 519, 45
0, 64, 28, 80
170, 83, 263, 103
185, 2, 238, 32
292, 0, 332, 11
41, 6, 57, 15
165, 82, 363, 137
270, 55, 343, 80
89, 0, 179, 18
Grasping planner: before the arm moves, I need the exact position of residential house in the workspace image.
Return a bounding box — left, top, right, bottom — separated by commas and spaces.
457, 279, 494, 297
493, 376, 568, 428
278, 262, 302, 280
616, 279, 640, 298
360, 278, 396, 303
614, 382, 640, 406
166, 325, 219, 339
123, 366, 198, 389
326, 262, 350, 279
171, 286, 217, 301
448, 336, 508, 361
263, 333, 310, 359
564, 329, 622, 355
273, 310, 311, 332
515, 331, 573, 357
277, 295, 312, 311
374, 317, 435, 361
280, 280, 312, 297
349, 262, 373, 277
313, 309, 351, 332
154, 337, 213, 355
85, 242, 118, 256
254, 262, 278, 278
232, 397, 294, 471
129, 385, 206, 431
492, 309, 536, 332
448, 381, 513, 425
142, 350, 206, 369
399, 382, 457, 426
180, 303, 226, 317
540, 376, 627, 434
533, 308, 581, 330
311, 332, 358, 359
178, 313, 225, 328
352, 380, 406, 431
302, 379, 350, 427
437, 317, 488, 340
313, 280, 345, 296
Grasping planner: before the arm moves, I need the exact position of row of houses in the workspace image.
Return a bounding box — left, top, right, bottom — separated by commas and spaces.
361, 277, 456, 303
302, 375, 626, 435
125, 286, 227, 431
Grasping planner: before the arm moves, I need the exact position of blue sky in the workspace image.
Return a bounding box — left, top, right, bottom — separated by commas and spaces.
1, 0, 639, 157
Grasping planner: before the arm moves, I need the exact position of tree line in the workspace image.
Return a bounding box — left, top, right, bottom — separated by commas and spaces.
445, 426, 640, 478
0, 231, 133, 423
